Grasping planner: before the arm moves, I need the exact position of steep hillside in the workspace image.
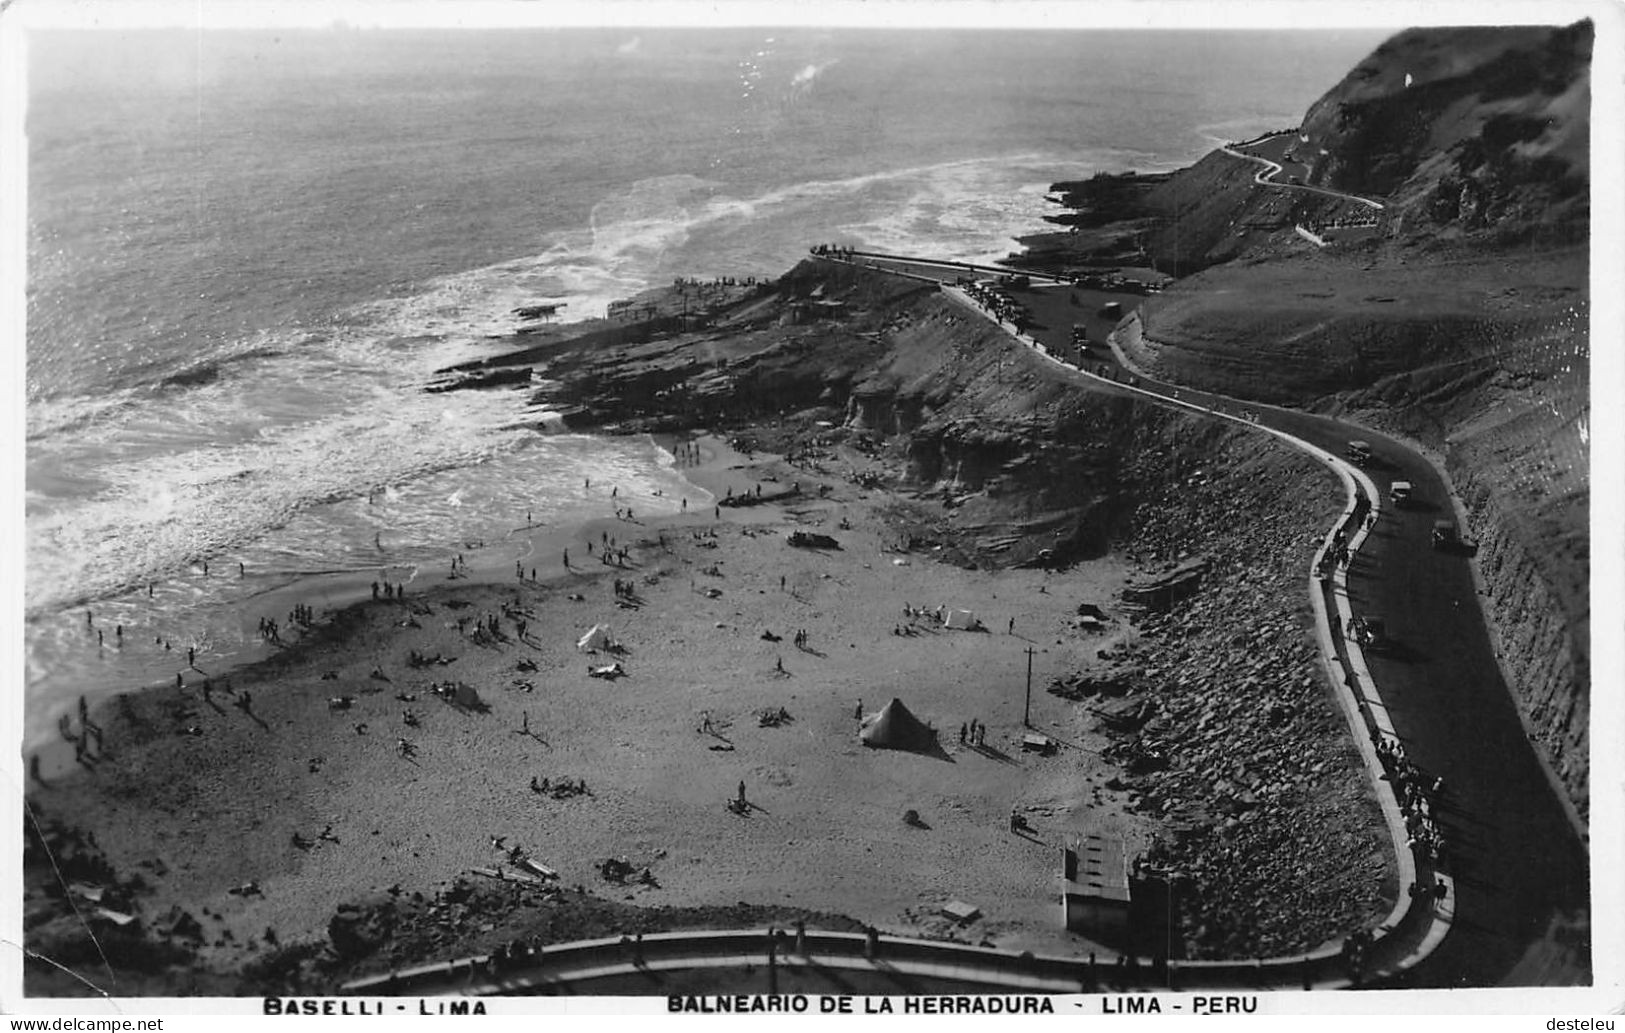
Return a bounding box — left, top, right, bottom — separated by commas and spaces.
1300, 21, 1590, 243
1105, 21, 1592, 819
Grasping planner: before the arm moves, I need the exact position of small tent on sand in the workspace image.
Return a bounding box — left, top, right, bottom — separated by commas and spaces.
577, 625, 613, 652
944, 609, 979, 631
451, 682, 483, 710
860, 698, 937, 752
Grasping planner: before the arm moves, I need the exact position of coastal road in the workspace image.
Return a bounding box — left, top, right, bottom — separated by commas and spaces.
841, 255, 1589, 987
1221, 131, 1386, 211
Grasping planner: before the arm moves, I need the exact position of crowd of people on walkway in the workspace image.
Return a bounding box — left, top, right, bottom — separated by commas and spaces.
1374, 733, 1448, 868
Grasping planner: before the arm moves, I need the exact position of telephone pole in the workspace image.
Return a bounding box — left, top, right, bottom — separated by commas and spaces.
1023, 646, 1036, 728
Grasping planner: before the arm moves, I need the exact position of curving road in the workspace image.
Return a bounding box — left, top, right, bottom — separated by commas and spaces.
983, 272, 1588, 987
340, 254, 1587, 995
1222, 131, 1386, 211
821, 254, 1587, 987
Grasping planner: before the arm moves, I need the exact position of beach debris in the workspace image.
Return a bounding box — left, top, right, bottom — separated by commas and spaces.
93, 907, 139, 928
787, 531, 840, 550
67, 882, 106, 904
518, 857, 558, 880
469, 865, 551, 887
408, 649, 456, 668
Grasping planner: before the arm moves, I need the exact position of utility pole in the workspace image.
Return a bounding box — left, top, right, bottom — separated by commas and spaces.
1024, 646, 1036, 728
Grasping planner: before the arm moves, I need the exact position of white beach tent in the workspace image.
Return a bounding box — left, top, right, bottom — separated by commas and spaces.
577, 625, 613, 651
944, 609, 978, 630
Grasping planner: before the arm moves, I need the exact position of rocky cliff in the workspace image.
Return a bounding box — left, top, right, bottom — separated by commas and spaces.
1107, 21, 1591, 821
1299, 22, 1590, 244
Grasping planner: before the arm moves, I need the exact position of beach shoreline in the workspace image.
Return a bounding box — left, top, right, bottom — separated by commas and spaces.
27, 427, 1153, 993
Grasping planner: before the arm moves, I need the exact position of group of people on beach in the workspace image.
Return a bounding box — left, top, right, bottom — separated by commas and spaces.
671, 439, 701, 468
371, 579, 407, 601
41, 695, 105, 778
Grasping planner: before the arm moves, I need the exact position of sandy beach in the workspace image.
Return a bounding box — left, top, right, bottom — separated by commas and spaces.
27, 431, 1147, 987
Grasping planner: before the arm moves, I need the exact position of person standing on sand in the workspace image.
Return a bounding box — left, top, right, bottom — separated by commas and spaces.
371, 581, 379, 600
854, 699, 863, 720
737, 780, 747, 806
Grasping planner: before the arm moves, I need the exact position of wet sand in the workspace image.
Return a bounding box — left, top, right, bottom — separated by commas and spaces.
27, 433, 1145, 976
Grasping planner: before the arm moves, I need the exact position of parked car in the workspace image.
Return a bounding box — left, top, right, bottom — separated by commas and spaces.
1431, 520, 1457, 550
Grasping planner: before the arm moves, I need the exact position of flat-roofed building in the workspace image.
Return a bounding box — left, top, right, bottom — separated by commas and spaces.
1061, 834, 1131, 940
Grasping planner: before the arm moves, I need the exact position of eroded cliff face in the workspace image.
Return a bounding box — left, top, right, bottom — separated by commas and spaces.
1110, 18, 1593, 822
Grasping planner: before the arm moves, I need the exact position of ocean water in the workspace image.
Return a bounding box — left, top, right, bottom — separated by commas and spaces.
23, 26, 1390, 747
